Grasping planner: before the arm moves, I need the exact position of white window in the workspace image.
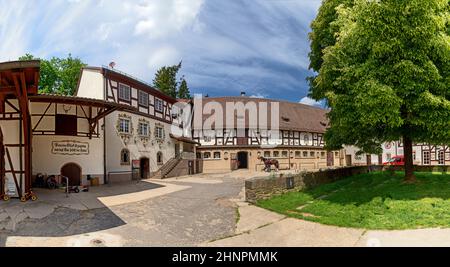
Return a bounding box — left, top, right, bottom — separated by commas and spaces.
438, 151, 445, 165
119, 118, 130, 134
214, 152, 221, 159
138, 122, 149, 136
155, 98, 164, 112
310, 151, 315, 158
303, 151, 308, 158
273, 151, 280, 158
264, 151, 271, 158
138, 91, 149, 107
281, 151, 288, 158
118, 84, 131, 101
304, 134, 310, 142
203, 152, 211, 159
155, 126, 164, 139
423, 151, 431, 165
203, 136, 212, 142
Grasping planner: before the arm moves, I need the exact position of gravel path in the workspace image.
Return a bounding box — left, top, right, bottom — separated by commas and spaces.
0, 174, 245, 247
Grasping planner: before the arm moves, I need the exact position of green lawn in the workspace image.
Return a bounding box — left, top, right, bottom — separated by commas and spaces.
257, 171, 450, 230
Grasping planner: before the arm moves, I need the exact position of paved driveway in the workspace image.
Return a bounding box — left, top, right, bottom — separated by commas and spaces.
0, 172, 250, 247
2, 170, 448, 247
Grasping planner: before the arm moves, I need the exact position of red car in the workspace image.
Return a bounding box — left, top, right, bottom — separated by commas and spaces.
383, 156, 404, 166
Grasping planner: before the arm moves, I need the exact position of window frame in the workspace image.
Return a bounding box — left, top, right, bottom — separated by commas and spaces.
423, 151, 431, 165
118, 118, 131, 134
157, 151, 163, 165
118, 83, 131, 102
155, 98, 164, 113
120, 149, 130, 165
155, 126, 164, 139
138, 90, 149, 107
213, 152, 221, 159
138, 122, 150, 136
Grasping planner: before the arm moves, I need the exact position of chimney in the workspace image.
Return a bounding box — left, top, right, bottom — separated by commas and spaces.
240, 91, 246, 97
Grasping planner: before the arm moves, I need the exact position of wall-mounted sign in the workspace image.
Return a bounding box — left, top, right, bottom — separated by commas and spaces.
52, 141, 89, 155
132, 160, 140, 169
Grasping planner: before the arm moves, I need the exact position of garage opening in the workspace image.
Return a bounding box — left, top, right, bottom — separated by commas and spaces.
140, 157, 150, 179
61, 163, 82, 186
237, 152, 248, 169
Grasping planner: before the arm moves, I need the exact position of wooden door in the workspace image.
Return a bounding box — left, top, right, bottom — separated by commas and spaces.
61, 163, 81, 186
140, 158, 150, 179
345, 155, 352, 166
230, 153, 238, 170
327, 152, 334, 167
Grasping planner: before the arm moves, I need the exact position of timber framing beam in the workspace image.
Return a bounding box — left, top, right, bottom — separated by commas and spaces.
12, 72, 33, 197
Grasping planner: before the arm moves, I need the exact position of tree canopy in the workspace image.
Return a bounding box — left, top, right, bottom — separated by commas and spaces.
152, 62, 192, 99
308, 0, 450, 179
19, 54, 87, 96
177, 78, 191, 99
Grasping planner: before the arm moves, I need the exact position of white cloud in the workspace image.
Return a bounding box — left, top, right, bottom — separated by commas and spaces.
132, 0, 204, 38
147, 46, 181, 70
0, 0, 323, 101
299, 97, 322, 107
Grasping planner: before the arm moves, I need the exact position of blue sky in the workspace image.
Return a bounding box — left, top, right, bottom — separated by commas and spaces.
0, 0, 322, 105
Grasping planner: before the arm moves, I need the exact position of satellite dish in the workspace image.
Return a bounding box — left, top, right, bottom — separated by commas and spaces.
109, 62, 116, 69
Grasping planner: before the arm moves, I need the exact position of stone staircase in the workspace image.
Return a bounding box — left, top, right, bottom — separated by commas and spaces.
152, 157, 182, 179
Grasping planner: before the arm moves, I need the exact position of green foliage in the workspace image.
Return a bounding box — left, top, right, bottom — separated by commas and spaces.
153, 62, 192, 99
177, 78, 191, 99
153, 62, 181, 98
19, 54, 86, 95
308, 0, 354, 72
308, 0, 450, 153
257, 171, 450, 229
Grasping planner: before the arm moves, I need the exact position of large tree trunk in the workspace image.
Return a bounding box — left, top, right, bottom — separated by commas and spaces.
403, 135, 416, 183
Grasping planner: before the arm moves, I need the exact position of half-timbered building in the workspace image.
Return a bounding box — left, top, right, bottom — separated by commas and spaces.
193, 96, 345, 173
76, 65, 198, 182
0, 61, 138, 200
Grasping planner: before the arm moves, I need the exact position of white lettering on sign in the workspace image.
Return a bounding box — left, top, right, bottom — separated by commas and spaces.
52, 141, 89, 155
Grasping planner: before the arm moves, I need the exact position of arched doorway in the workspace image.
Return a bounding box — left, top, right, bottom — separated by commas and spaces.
61, 163, 82, 186
237, 152, 248, 169
140, 157, 150, 179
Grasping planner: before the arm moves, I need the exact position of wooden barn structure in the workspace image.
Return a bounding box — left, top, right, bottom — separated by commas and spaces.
0, 61, 134, 201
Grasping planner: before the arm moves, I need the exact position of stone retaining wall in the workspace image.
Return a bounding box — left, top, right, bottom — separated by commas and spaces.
245, 165, 449, 203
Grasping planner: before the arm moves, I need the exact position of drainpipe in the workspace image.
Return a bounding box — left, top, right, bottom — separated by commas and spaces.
103, 118, 107, 184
